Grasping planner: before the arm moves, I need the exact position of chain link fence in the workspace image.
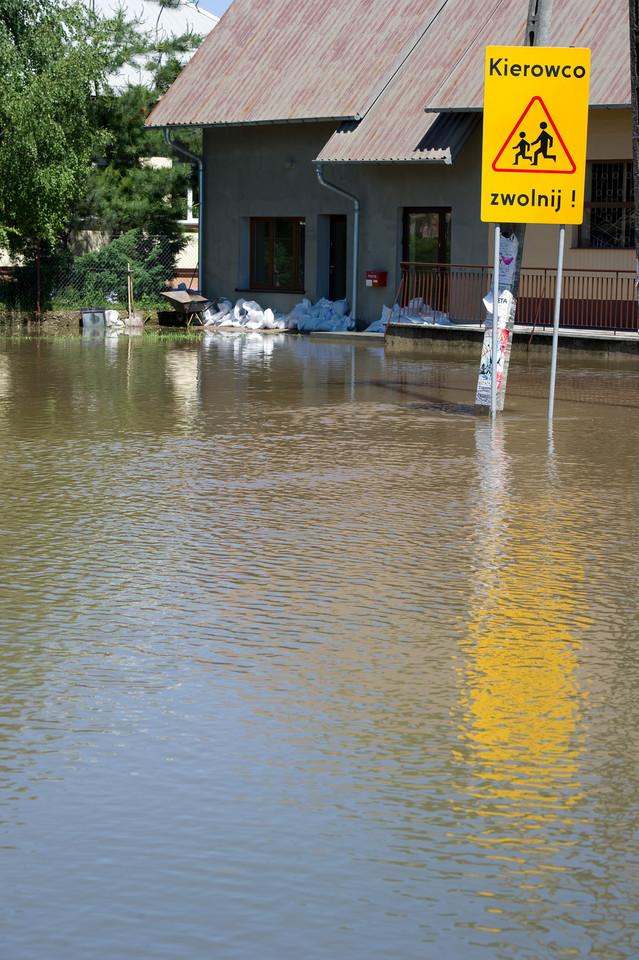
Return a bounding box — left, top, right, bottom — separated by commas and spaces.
0, 230, 189, 314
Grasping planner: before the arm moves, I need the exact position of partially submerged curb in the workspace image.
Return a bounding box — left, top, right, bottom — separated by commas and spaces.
382, 321, 639, 359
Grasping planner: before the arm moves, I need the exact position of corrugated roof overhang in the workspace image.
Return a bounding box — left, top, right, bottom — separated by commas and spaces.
316, 112, 480, 164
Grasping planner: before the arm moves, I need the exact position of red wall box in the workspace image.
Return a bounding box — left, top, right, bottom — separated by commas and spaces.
365, 271, 387, 287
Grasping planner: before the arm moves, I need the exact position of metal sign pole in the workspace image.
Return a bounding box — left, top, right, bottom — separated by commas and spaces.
491, 225, 500, 417
548, 224, 565, 419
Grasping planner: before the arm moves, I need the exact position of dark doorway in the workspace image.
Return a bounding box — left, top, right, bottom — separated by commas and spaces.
329, 215, 347, 301
402, 208, 451, 264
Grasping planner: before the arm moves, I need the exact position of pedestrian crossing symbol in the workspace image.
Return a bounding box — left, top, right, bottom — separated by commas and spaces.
481, 46, 590, 224
493, 96, 576, 174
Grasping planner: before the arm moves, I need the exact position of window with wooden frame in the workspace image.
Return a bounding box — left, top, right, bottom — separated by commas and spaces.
402, 208, 451, 264
250, 217, 305, 291
579, 161, 634, 249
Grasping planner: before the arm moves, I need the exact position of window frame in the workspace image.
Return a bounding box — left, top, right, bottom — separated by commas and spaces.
402, 207, 452, 265
249, 216, 306, 292
578, 160, 635, 250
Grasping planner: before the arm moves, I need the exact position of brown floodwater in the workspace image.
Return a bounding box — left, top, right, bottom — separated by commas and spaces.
1, 328, 638, 959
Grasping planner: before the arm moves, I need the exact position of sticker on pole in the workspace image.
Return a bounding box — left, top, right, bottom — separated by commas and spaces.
481, 46, 590, 224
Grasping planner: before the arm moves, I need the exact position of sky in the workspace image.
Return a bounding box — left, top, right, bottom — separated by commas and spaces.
191, 0, 233, 18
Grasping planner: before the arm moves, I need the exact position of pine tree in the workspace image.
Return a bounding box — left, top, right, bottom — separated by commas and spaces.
79, 0, 205, 239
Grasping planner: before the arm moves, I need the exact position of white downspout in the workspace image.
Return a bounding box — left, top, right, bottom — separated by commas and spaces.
165, 128, 204, 294
315, 163, 359, 321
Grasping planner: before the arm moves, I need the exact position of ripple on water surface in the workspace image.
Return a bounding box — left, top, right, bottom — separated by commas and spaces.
1, 335, 638, 960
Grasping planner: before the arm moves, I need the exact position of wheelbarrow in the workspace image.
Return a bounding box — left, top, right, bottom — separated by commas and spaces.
160, 290, 210, 326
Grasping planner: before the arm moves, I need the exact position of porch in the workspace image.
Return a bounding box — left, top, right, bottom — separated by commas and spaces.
392, 262, 638, 332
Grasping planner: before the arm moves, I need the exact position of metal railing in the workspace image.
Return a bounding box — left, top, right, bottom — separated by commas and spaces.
392, 262, 638, 332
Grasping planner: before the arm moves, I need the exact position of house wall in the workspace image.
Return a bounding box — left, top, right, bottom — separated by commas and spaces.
515, 108, 633, 271
175, 226, 198, 276
203, 123, 334, 312
202, 109, 632, 326
202, 122, 485, 326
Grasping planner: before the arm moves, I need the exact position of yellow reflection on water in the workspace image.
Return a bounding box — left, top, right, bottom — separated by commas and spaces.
456, 421, 592, 836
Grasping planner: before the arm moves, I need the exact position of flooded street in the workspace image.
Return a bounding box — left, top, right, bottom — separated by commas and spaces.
1, 329, 639, 960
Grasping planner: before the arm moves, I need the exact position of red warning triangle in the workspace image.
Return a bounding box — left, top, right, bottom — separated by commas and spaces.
492, 96, 576, 174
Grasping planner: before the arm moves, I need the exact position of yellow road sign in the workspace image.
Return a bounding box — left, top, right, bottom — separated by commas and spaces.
481, 46, 590, 224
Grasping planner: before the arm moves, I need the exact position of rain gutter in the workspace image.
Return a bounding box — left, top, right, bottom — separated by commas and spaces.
165, 128, 203, 293
315, 163, 359, 320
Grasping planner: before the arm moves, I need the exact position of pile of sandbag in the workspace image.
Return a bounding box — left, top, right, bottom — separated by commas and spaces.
364, 300, 451, 333
201, 296, 353, 333
286, 297, 352, 332
201, 298, 287, 330
105, 309, 144, 328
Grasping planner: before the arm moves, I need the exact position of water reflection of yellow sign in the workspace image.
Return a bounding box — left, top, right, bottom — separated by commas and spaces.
462, 514, 585, 818
456, 425, 591, 845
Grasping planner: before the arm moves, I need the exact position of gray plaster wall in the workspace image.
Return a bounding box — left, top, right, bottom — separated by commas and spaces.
202, 122, 485, 326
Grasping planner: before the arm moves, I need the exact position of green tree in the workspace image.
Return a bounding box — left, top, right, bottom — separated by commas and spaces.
0, 0, 110, 254
79, 1, 205, 238
0, 0, 204, 312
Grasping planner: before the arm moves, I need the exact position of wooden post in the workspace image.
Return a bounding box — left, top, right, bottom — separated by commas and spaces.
127, 262, 135, 317
36, 242, 41, 315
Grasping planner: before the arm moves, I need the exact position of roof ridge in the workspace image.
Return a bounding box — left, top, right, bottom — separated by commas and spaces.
424, 0, 519, 111
353, 0, 451, 120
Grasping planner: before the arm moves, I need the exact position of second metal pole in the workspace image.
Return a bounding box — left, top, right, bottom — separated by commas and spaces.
491, 225, 500, 417
548, 224, 565, 419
